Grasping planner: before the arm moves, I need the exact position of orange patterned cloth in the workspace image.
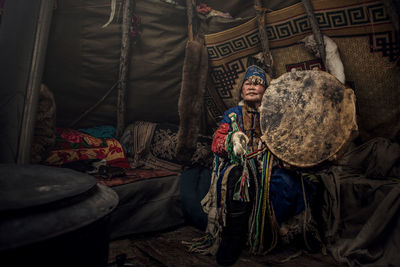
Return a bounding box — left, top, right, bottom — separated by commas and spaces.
45, 128, 130, 168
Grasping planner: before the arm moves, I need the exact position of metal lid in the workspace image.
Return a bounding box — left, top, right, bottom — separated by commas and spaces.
0, 164, 97, 212
0, 164, 119, 250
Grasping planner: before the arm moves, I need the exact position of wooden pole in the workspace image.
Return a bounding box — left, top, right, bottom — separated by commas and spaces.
17, 0, 54, 164
186, 0, 194, 41
301, 0, 327, 68
116, 0, 133, 138
254, 0, 273, 76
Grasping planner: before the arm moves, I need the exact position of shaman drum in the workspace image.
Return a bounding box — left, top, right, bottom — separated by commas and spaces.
259, 70, 358, 168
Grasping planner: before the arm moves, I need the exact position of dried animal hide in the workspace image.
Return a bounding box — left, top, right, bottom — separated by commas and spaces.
231, 131, 249, 156
176, 40, 208, 163
31, 84, 56, 164
301, 34, 346, 84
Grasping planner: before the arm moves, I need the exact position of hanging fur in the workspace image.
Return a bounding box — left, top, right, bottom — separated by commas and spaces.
31, 84, 56, 164
176, 40, 208, 163
301, 34, 346, 84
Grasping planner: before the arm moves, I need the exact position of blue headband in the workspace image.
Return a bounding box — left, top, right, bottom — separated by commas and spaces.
243, 65, 267, 86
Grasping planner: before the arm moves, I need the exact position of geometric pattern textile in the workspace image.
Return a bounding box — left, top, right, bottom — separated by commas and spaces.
285, 59, 326, 72
204, 0, 398, 126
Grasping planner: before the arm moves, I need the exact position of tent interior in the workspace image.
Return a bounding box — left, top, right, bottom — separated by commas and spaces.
0, 0, 399, 266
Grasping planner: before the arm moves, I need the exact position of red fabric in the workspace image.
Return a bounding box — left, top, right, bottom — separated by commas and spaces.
96, 169, 178, 187
45, 128, 130, 169
54, 128, 107, 149
196, 3, 212, 15
211, 123, 229, 157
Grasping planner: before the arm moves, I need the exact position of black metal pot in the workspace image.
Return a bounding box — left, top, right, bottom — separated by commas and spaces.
0, 164, 119, 267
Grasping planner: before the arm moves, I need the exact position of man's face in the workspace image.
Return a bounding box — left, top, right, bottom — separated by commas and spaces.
241, 80, 266, 104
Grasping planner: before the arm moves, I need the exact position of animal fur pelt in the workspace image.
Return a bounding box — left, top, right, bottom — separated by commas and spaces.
176, 40, 208, 163
301, 34, 346, 84
31, 84, 56, 164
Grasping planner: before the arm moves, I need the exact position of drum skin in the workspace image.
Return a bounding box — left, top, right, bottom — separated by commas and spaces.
260, 70, 358, 168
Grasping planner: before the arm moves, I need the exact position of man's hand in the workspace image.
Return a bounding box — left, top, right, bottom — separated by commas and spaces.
231, 131, 249, 156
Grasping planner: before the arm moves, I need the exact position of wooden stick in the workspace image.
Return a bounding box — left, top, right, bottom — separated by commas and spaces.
186, 0, 194, 41
254, 0, 273, 76
301, 0, 327, 68
116, 0, 133, 138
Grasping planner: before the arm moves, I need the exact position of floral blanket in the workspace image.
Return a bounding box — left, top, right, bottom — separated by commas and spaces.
45, 128, 130, 168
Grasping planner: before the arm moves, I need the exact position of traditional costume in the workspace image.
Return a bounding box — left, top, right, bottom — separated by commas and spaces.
192, 66, 318, 265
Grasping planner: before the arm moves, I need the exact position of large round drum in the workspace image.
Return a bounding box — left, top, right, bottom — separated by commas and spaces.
260, 70, 358, 168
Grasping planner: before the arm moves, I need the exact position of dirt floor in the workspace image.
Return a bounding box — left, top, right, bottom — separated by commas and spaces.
108, 225, 341, 267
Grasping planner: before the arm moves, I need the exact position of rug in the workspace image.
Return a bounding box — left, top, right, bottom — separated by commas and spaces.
96, 168, 178, 187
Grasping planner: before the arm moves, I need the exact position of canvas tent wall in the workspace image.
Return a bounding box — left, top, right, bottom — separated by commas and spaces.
0, 0, 296, 162
44, 0, 400, 137
41, 0, 301, 129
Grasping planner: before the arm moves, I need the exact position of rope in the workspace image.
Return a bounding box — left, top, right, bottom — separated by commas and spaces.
69, 80, 120, 127
248, 157, 260, 248
300, 175, 313, 251
259, 151, 271, 253
252, 151, 268, 252
249, 150, 278, 254
246, 146, 268, 159
253, 5, 274, 13
262, 153, 278, 255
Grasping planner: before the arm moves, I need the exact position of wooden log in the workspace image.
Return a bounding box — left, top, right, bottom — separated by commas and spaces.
116, 0, 133, 138
301, 0, 327, 69
254, 0, 273, 76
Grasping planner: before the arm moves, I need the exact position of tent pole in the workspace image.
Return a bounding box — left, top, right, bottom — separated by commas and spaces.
301, 0, 327, 68
186, 0, 194, 41
254, 0, 273, 76
116, 0, 133, 138
17, 0, 54, 164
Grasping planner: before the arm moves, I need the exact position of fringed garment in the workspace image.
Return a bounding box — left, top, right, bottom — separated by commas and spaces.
194, 104, 279, 255
187, 103, 318, 256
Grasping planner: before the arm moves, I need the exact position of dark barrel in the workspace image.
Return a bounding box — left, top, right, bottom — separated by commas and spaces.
0, 164, 119, 267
